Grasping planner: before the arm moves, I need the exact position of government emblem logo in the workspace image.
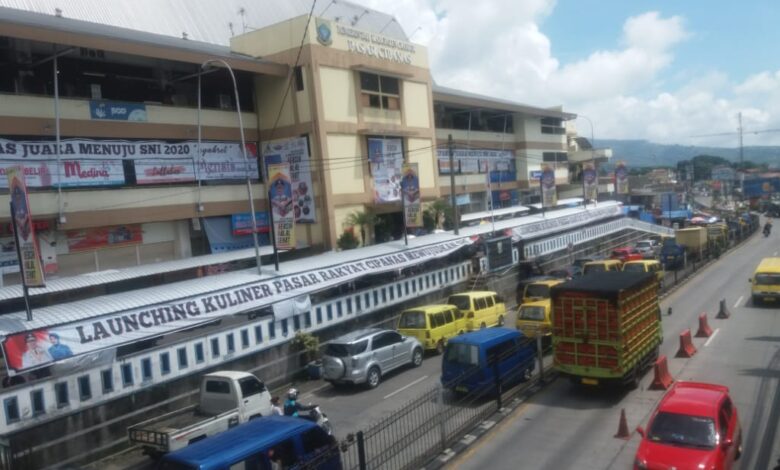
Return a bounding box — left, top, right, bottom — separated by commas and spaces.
316, 18, 332, 46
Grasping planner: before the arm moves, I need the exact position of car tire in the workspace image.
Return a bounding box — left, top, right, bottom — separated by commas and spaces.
366, 367, 381, 389
436, 340, 445, 355
458, 330, 465, 335
480, 322, 487, 329
497, 315, 505, 327
627, 367, 640, 390
412, 348, 424, 367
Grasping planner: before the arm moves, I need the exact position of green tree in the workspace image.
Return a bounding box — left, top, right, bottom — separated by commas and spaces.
345, 210, 378, 246
336, 230, 359, 250
424, 199, 454, 231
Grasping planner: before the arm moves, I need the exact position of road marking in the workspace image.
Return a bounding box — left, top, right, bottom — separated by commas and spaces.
449, 401, 531, 468
383, 375, 429, 400
704, 328, 720, 347
300, 383, 331, 400
734, 296, 744, 309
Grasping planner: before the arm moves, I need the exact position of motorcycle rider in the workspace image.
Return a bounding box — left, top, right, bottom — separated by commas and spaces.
283, 388, 317, 421
765, 219, 773, 236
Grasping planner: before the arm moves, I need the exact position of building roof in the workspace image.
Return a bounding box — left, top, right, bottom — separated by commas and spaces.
0, 5, 288, 75
432, 83, 576, 120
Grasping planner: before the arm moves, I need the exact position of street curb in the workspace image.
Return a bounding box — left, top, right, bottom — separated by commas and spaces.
422, 372, 558, 470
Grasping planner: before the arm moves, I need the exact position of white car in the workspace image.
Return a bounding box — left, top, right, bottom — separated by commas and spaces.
634, 239, 661, 258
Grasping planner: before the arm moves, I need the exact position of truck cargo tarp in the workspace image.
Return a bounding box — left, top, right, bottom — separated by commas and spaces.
551, 272, 655, 300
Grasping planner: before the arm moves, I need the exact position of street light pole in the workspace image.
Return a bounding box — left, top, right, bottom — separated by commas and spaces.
198, 59, 263, 275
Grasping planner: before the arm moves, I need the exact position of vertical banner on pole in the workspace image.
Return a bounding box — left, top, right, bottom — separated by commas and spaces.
540, 164, 557, 208
268, 163, 295, 250
615, 161, 629, 195
583, 162, 598, 202
7, 166, 45, 287
401, 163, 421, 228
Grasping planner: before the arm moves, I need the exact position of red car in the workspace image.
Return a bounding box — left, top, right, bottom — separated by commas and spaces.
611, 247, 644, 262
635, 381, 742, 470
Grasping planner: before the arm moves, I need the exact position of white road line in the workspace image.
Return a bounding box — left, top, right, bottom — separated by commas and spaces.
734, 296, 744, 309
704, 328, 720, 347
383, 375, 429, 400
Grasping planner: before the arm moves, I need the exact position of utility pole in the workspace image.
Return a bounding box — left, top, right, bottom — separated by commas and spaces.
738, 112, 744, 201
448, 134, 459, 235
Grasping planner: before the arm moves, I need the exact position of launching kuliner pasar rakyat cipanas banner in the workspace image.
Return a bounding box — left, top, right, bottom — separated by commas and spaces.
268, 163, 295, 250
540, 164, 557, 208
583, 163, 598, 201
401, 163, 422, 227
615, 161, 629, 194
7, 166, 45, 287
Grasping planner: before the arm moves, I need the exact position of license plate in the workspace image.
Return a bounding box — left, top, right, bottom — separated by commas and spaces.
581, 378, 598, 385
455, 385, 469, 392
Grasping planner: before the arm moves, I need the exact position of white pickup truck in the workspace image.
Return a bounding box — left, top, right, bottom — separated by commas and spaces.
128, 371, 273, 457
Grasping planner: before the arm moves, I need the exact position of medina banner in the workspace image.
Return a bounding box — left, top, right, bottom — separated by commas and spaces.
0, 237, 473, 374
583, 163, 598, 201
268, 163, 295, 250
7, 166, 45, 287
262, 136, 316, 223
615, 161, 629, 194
401, 163, 422, 227
540, 165, 557, 208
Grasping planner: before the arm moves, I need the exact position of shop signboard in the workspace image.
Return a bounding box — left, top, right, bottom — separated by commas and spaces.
540, 165, 557, 208
0, 160, 125, 188
615, 161, 629, 194
0, 237, 18, 273
7, 166, 45, 287
401, 163, 422, 227
369, 137, 403, 203
437, 148, 513, 180
135, 159, 196, 184
262, 136, 316, 223
0, 237, 473, 374
583, 163, 598, 201
89, 101, 148, 121
268, 163, 295, 250
66, 225, 143, 252
231, 212, 271, 235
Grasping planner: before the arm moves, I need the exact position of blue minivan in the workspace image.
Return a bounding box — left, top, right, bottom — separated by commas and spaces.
441, 327, 536, 395
157, 416, 341, 470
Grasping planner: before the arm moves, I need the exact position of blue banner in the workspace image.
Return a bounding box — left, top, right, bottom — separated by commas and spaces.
90, 101, 147, 121
231, 212, 270, 235
743, 178, 780, 198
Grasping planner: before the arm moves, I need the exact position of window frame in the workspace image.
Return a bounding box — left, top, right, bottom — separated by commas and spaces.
359, 72, 400, 111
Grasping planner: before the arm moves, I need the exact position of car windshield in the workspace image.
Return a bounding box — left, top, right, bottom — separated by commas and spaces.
525, 284, 550, 298
648, 412, 717, 449
445, 343, 479, 366
326, 340, 368, 357
399, 311, 427, 328
584, 264, 605, 274
448, 295, 471, 310
519, 306, 546, 321
755, 273, 780, 285
623, 263, 646, 273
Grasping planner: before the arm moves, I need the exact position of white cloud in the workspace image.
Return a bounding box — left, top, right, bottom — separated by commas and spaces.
354, 0, 780, 146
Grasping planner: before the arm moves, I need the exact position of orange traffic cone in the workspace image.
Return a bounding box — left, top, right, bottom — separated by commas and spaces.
614, 408, 630, 439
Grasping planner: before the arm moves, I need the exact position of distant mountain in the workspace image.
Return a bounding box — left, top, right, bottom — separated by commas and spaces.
596, 139, 780, 168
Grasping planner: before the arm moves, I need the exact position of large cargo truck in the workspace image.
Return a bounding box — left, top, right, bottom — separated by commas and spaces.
675, 226, 708, 260
551, 272, 662, 388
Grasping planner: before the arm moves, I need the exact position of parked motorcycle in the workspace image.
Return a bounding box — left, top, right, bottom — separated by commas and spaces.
307, 405, 332, 435
764, 224, 772, 237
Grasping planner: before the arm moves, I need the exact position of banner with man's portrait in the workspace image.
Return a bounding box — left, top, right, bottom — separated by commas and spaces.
540, 165, 557, 208
401, 163, 421, 228
583, 163, 598, 201
268, 163, 295, 250
7, 166, 45, 287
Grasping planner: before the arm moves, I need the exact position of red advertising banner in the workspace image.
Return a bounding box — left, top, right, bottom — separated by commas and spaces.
67, 225, 143, 252
7, 166, 45, 287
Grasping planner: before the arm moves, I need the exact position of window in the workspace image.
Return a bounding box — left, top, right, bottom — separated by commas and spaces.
444, 310, 454, 323
195, 343, 205, 363
211, 337, 221, 358
304, 311, 312, 328
486, 296, 495, 307
177, 347, 188, 368
281, 319, 289, 336
337, 302, 343, 317
433, 313, 445, 328
4, 397, 20, 424
346, 298, 353, 314
78, 375, 92, 401
372, 333, 392, 350
226, 333, 235, 353
405, 282, 410, 295
55, 382, 69, 408
269, 321, 276, 340
239, 377, 267, 398
326, 305, 333, 321
359, 72, 400, 110
356, 296, 362, 312
382, 288, 387, 303
453, 308, 464, 320
141, 358, 153, 382
31, 389, 44, 416
389, 287, 394, 301
255, 325, 264, 344
541, 117, 565, 135
373, 291, 379, 306
364, 293, 370, 308
397, 285, 402, 297
160, 352, 171, 375
101, 369, 114, 393
476, 297, 488, 310
294, 66, 305, 91
543, 152, 568, 163
293, 315, 301, 331
121, 364, 133, 387
241, 329, 250, 349
205, 380, 231, 394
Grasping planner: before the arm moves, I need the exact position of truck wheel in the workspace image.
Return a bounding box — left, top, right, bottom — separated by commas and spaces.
366, 367, 381, 389
627, 367, 640, 390
480, 322, 487, 329
412, 348, 424, 367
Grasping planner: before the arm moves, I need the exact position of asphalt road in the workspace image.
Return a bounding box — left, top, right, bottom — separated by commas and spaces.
446, 217, 780, 470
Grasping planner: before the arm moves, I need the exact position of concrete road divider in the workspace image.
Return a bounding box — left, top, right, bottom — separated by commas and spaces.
675, 329, 697, 358
695, 313, 714, 338
649, 355, 674, 390
614, 408, 630, 440
716, 298, 731, 319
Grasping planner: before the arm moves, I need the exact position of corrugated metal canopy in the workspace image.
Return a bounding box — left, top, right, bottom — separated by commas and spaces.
433, 83, 577, 120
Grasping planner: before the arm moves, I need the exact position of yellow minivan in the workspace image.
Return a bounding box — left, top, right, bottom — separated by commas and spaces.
516, 299, 552, 343
397, 305, 465, 353
750, 257, 780, 305
582, 259, 623, 275
522, 279, 564, 304
447, 291, 507, 331
622, 260, 665, 287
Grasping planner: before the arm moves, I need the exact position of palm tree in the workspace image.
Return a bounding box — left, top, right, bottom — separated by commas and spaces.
425, 199, 453, 230
345, 210, 378, 246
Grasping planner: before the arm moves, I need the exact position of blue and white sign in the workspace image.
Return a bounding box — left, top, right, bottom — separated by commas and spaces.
530, 170, 542, 179
90, 101, 147, 121
231, 212, 270, 235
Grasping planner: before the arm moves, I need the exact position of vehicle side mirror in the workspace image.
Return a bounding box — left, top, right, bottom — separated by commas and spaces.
721, 437, 733, 449
636, 426, 645, 438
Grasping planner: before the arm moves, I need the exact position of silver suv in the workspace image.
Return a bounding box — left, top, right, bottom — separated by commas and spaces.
322, 328, 423, 389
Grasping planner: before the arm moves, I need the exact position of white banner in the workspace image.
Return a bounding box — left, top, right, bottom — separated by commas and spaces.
262, 137, 317, 223
1, 237, 473, 374
135, 159, 196, 184
513, 203, 622, 239
436, 148, 512, 174
0, 160, 125, 188
273, 295, 312, 320
368, 137, 403, 203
